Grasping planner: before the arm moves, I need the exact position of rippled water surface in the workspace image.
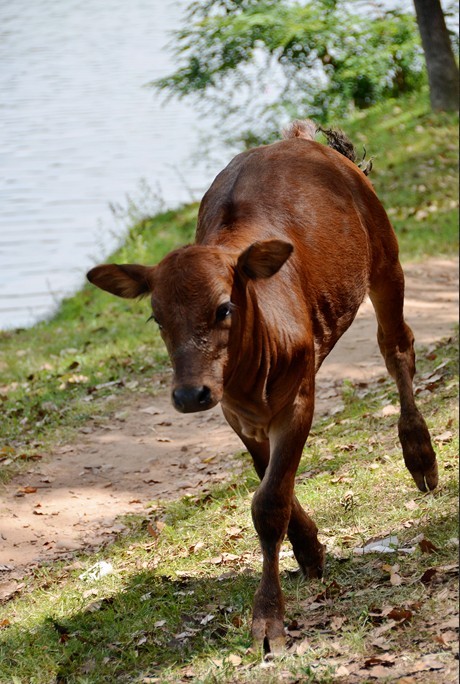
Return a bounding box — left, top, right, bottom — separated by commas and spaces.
1, 0, 221, 329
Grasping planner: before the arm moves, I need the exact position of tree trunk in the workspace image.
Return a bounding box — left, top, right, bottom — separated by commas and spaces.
413, 0, 459, 111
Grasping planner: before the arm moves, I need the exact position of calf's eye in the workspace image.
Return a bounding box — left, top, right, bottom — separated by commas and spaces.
147, 313, 162, 330
216, 302, 233, 323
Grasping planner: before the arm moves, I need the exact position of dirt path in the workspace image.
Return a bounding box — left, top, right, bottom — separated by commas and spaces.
0, 257, 458, 586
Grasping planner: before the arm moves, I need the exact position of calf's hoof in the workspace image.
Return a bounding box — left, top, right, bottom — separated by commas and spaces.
410, 461, 439, 493
295, 541, 326, 579
252, 617, 286, 655
399, 417, 438, 492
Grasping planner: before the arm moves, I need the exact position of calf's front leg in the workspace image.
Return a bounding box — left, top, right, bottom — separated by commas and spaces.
222, 407, 324, 581
251, 398, 315, 653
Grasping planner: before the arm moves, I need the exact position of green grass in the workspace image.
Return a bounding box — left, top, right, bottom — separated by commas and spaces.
0, 333, 457, 683
342, 88, 458, 260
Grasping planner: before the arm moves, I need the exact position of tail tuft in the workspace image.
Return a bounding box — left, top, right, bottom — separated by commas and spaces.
317, 126, 357, 163
318, 126, 373, 175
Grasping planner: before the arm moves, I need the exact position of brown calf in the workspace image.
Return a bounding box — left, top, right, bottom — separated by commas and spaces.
87, 121, 438, 653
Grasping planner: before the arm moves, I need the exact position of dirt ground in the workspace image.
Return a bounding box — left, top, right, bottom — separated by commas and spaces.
0, 257, 458, 585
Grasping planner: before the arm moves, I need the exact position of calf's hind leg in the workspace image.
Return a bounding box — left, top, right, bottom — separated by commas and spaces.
370, 261, 438, 492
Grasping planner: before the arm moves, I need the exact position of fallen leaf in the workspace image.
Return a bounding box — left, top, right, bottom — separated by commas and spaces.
335, 665, 350, 677
330, 616, 347, 631
139, 405, 164, 415
433, 430, 453, 443
225, 526, 243, 539
315, 580, 343, 602
227, 654, 242, 666
294, 638, 310, 656
208, 556, 223, 565
390, 571, 403, 586
407, 654, 445, 672
381, 404, 399, 417
366, 664, 392, 678
420, 567, 437, 584
370, 620, 398, 638
365, 654, 395, 668
437, 630, 458, 644
147, 521, 165, 538
370, 637, 391, 651
439, 616, 459, 630
419, 539, 439, 553
17, 486, 37, 494
386, 607, 413, 623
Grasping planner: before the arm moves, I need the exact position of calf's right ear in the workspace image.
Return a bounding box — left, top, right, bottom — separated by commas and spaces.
87, 264, 153, 298
237, 240, 293, 280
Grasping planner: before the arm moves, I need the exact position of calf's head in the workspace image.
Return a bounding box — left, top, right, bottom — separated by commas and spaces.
87, 239, 293, 413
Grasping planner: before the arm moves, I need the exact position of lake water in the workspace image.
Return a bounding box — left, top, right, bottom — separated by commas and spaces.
0, 0, 223, 330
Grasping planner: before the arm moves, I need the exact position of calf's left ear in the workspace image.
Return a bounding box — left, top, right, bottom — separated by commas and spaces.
237, 240, 293, 280
87, 264, 153, 298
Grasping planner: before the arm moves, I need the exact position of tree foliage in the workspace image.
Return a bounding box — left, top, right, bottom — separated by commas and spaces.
152, 0, 429, 143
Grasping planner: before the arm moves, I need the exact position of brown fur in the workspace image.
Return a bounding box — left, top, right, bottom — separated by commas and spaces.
87, 121, 437, 654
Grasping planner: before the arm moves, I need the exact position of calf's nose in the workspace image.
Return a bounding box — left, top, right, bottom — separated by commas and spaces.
172, 385, 213, 413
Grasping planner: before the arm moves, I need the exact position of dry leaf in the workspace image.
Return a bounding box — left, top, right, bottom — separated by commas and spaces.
208, 556, 223, 565
335, 665, 350, 677
366, 664, 392, 678
147, 521, 165, 538
381, 404, 399, 417
419, 539, 439, 553
17, 486, 37, 494
364, 654, 395, 668
387, 607, 413, 623
420, 567, 437, 584
330, 616, 347, 631
139, 405, 164, 415
225, 526, 243, 539
434, 430, 453, 443
408, 654, 444, 672
296, 638, 310, 656
227, 654, 242, 666
390, 571, 403, 586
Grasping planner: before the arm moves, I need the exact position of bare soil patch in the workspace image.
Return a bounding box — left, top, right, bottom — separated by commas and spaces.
0, 257, 458, 584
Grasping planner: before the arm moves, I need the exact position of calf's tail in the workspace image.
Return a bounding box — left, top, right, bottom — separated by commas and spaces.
283, 118, 373, 176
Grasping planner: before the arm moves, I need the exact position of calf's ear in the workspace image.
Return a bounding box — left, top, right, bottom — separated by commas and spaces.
237, 240, 293, 280
87, 264, 153, 298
